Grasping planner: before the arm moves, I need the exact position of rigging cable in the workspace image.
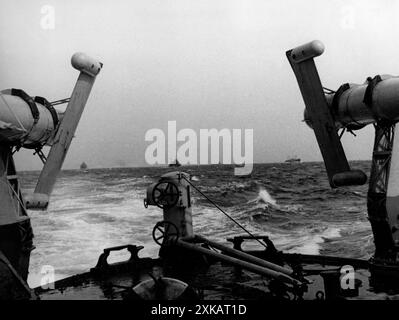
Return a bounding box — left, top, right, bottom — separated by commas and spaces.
50, 98, 70, 106
181, 175, 267, 249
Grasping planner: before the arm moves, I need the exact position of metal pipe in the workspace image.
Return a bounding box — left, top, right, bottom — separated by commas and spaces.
194, 235, 294, 276
176, 238, 302, 286
305, 76, 399, 129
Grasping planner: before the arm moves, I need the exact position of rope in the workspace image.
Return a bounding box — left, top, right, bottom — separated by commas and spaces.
181, 176, 267, 249
6, 179, 27, 213
339, 128, 346, 139
4, 156, 27, 213
322, 86, 335, 94
0, 250, 33, 297
50, 98, 70, 106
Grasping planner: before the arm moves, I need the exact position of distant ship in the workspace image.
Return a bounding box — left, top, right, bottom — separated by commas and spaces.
168, 159, 181, 167
80, 162, 88, 170
285, 157, 301, 163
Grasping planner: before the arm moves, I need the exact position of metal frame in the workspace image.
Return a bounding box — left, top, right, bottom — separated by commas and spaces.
368, 121, 398, 261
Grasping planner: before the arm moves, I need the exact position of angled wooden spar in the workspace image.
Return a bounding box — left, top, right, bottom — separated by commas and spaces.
27, 53, 102, 209
286, 41, 366, 188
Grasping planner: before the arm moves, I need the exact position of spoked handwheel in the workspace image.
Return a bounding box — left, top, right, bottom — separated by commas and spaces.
152, 221, 179, 246
152, 182, 179, 209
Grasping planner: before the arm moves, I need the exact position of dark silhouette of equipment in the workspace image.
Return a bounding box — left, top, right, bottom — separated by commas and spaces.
287, 40, 399, 263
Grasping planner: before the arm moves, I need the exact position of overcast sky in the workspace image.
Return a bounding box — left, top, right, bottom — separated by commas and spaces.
1, 0, 399, 170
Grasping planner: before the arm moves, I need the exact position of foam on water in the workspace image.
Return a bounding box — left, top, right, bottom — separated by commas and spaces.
272, 226, 342, 255
21, 162, 374, 287
256, 188, 277, 206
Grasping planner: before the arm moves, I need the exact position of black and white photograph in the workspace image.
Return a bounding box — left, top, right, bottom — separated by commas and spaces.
0, 0, 399, 312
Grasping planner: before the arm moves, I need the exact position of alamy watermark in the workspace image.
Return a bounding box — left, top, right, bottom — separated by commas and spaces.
340, 265, 355, 290
145, 121, 253, 175
40, 265, 55, 290
40, 5, 55, 30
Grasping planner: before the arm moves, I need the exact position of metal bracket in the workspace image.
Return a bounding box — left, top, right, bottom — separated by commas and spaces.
92, 244, 144, 272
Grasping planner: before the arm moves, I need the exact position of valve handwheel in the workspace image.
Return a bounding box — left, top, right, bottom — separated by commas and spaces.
152, 181, 179, 209
152, 221, 179, 246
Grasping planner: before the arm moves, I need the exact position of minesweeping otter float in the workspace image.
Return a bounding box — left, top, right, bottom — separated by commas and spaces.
0, 53, 102, 299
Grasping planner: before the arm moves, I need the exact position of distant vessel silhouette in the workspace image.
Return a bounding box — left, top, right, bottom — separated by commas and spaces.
285, 156, 300, 163
168, 159, 181, 167
80, 162, 88, 170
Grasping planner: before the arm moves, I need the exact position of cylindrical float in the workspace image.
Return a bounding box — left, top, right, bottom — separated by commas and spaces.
0, 89, 59, 148
304, 75, 399, 129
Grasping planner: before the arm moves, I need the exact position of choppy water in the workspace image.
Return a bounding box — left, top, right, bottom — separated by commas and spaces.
20, 161, 374, 288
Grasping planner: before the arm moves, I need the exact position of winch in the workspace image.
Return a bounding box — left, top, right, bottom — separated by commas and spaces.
145, 171, 193, 243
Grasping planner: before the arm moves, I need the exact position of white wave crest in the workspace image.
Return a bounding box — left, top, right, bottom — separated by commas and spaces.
257, 188, 277, 206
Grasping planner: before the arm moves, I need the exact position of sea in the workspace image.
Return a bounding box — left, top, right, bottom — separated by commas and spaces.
20, 161, 374, 288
